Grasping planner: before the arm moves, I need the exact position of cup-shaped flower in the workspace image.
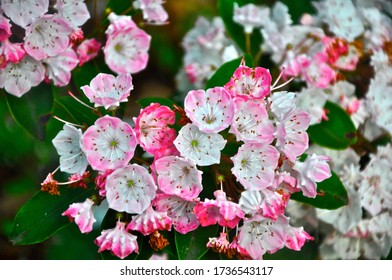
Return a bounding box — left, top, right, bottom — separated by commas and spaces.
127, 206, 172, 236
95, 221, 139, 259
231, 143, 279, 190
77, 38, 101, 66
43, 48, 79, 87
184, 87, 234, 133
105, 164, 157, 214
1, 0, 49, 28
81, 73, 133, 110
81, 116, 137, 171
52, 124, 88, 175
174, 124, 226, 166
62, 198, 96, 233
154, 194, 199, 234
285, 225, 314, 251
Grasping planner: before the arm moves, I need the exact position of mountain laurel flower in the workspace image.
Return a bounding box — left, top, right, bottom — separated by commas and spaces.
293, 154, 332, 198
184, 87, 234, 133
174, 124, 226, 166
1, 0, 49, 28
80, 73, 133, 110
95, 221, 139, 259
81, 116, 137, 171
154, 156, 203, 201
268, 91, 297, 120
285, 225, 314, 251
231, 143, 280, 190
55, 0, 90, 28
52, 124, 88, 175
43, 48, 79, 87
105, 164, 157, 214
62, 198, 96, 233
0, 40, 26, 64
104, 13, 151, 74
127, 206, 172, 235
76, 38, 101, 66
133, 0, 169, 24
233, 3, 270, 34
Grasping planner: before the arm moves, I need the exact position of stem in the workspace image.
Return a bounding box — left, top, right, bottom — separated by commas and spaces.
245, 33, 251, 54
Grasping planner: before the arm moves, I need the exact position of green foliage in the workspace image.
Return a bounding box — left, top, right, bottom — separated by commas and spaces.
136, 97, 177, 109
308, 101, 358, 150
10, 187, 95, 245
291, 171, 349, 210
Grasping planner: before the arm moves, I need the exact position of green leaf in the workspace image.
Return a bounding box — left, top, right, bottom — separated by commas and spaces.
136, 97, 177, 109
291, 171, 349, 210
218, 0, 263, 56
4, 84, 53, 141
205, 54, 254, 89
10, 187, 95, 245
308, 101, 357, 150
280, 0, 316, 23
175, 225, 218, 260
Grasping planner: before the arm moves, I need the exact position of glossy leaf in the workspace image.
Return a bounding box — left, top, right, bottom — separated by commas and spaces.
291, 171, 349, 210
10, 187, 95, 245
4, 84, 53, 141
136, 97, 177, 109
175, 225, 218, 260
308, 101, 357, 150
205, 54, 253, 89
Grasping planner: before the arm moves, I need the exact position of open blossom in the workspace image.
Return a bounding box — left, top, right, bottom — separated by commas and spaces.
43, 48, 79, 87
81, 116, 137, 171
233, 3, 270, 34
174, 124, 226, 166
1, 0, 49, 28
224, 65, 272, 99
185, 87, 234, 133
194, 190, 244, 228
133, 0, 169, 24
133, 103, 176, 156
105, 164, 157, 214
62, 198, 96, 233
55, 0, 90, 28
154, 156, 203, 201
104, 13, 151, 74
52, 124, 88, 175
24, 14, 73, 60
127, 206, 172, 235
95, 221, 139, 259
76, 38, 101, 66
154, 194, 199, 234
81, 73, 133, 109
231, 143, 280, 190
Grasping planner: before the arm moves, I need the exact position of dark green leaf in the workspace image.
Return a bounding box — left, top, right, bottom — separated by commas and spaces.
264, 241, 318, 260
280, 0, 316, 23
10, 187, 95, 245
175, 225, 218, 260
218, 0, 263, 56
205, 54, 254, 89
291, 171, 349, 209
308, 101, 357, 150
136, 97, 177, 109
4, 84, 53, 141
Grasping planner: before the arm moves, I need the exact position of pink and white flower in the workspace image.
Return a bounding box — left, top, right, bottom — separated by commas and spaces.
0, 40, 25, 65
174, 124, 226, 166
1, 0, 49, 28
133, 0, 169, 24
52, 124, 88, 175
268, 91, 297, 120
0, 14, 12, 41
105, 164, 157, 214
76, 38, 101, 66
154, 156, 203, 200
133, 103, 176, 156
127, 206, 172, 235
95, 221, 139, 259
55, 0, 90, 28
81, 73, 133, 110
184, 87, 234, 133
154, 193, 199, 234
231, 143, 280, 190
194, 190, 244, 228
303, 53, 336, 89
285, 225, 313, 251
62, 198, 96, 233
104, 13, 151, 74
43, 48, 79, 87
81, 116, 137, 171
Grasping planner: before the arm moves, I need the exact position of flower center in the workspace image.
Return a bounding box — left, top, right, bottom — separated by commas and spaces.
127, 180, 135, 188
191, 140, 199, 147
110, 139, 119, 148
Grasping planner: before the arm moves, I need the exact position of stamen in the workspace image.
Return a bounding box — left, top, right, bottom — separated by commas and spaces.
53, 115, 84, 128
271, 77, 294, 91
68, 90, 95, 110
271, 67, 285, 89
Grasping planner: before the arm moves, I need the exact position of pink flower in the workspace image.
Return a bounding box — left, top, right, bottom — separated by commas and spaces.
293, 154, 332, 198
275, 108, 310, 162
104, 13, 151, 74
133, 103, 177, 156
231, 143, 280, 190
95, 169, 114, 197
184, 87, 234, 133
76, 38, 101, 66
194, 190, 244, 228
127, 206, 172, 235
285, 225, 314, 251
0, 39, 25, 64
24, 14, 73, 60
62, 198, 96, 233
133, 0, 169, 24
105, 164, 157, 214
225, 65, 272, 99
43, 48, 79, 87
81, 116, 137, 171
230, 98, 275, 144
154, 156, 203, 200
95, 221, 139, 259
303, 53, 336, 89
207, 232, 230, 254
81, 73, 133, 109
154, 194, 199, 234
0, 14, 12, 41
55, 0, 90, 28
1, 0, 49, 28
